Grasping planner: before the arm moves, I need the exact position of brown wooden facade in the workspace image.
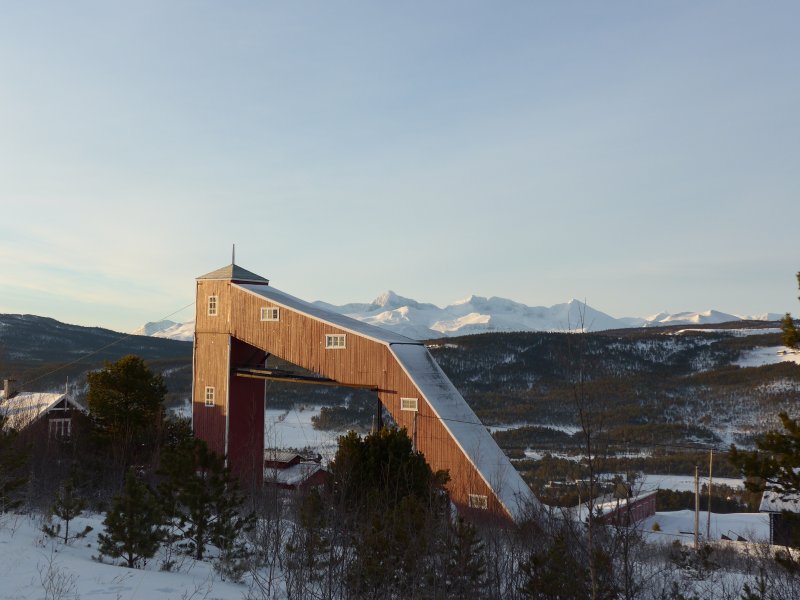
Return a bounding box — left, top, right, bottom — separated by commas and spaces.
192, 265, 534, 520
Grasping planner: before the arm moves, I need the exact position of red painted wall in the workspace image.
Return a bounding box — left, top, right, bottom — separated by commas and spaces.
227, 338, 267, 489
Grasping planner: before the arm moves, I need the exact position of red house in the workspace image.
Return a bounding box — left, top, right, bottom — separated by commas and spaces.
263, 450, 330, 491
1, 379, 87, 439
577, 490, 657, 526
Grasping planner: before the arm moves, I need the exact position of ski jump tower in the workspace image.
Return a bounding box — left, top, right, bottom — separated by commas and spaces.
192, 263, 536, 521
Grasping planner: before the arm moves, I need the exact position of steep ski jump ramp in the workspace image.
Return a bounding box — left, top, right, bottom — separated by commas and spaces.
192, 264, 537, 520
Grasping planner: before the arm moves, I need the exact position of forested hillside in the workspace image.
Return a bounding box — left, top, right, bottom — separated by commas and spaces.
429, 327, 799, 449
2, 313, 796, 458
0, 314, 192, 408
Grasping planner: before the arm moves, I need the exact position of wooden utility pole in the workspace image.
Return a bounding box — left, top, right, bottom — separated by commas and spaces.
706, 449, 714, 541
694, 464, 700, 550
372, 397, 383, 434
412, 411, 418, 452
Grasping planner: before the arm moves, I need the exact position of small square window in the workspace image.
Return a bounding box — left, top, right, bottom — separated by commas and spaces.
205, 386, 215, 407
48, 418, 71, 439
400, 397, 418, 412
208, 296, 218, 316
468, 494, 488, 510
325, 334, 346, 349
260, 307, 280, 321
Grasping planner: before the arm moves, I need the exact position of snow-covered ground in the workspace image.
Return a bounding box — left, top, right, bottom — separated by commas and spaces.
671, 327, 782, 337
523, 450, 583, 462
736, 346, 800, 367
487, 422, 581, 435
637, 474, 745, 494
0, 508, 771, 600
0, 513, 251, 600
641, 510, 768, 544
170, 403, 347, 460
265, 405, 342, 460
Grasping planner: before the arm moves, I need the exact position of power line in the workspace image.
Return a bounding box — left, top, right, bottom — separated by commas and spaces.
19, 301, 195, 389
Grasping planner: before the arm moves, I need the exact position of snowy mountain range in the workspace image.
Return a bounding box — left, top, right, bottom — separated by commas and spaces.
133, 319, 195, 341
133, 291, 782, 342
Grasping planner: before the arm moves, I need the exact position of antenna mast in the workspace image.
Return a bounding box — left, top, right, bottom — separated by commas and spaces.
232, 244, 236, 265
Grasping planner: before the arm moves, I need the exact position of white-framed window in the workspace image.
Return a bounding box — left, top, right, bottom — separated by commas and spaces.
208, 295, 218, 316
49, 418, 71, 439
205, 386, 215, 407
468, 494, 488, 510
260, 307, 280, 321
400, 397, 418, 412
325, 334, 346, 349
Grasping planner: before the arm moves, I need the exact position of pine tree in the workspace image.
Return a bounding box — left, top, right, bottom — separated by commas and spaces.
331, 427, 449, 512
740, 568, 770, 600
286, 487, 332, 594
780, 271, 800, 349
781, 313, 798, 349
98, 470, 163, 568
332, 427, 450, 598
158, 438, 254, 561
520, 533, 591, 599
730, 412, 800, 500
446, 516, 487, 596
0, 415, 28, 513
43, 478, 92, 543
86, 355, 167, 467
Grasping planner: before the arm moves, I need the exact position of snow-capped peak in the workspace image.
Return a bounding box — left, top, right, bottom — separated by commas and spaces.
372, 290, 410, 308
452, 294, 482, 306
132, 320, 179, 337
643, 310, 740, 326
737, 312, 784, 322
136, 292, 778, 342
134, 319, 195, 342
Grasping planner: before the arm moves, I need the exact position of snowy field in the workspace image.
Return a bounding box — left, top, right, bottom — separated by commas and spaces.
265, 405, 342, 460
736, 346, 800, 367
641, 510, 769, 544
523, 449, 583, 462
671, 328, 782, 337
172, 403, 345, 460
637, 474, 744, 493
0, 509, 772, 600
487, 422, 581, 435
0, 513, 252, 600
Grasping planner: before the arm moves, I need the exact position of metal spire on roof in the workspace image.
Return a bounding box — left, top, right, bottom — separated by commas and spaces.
232, 243, 236, 265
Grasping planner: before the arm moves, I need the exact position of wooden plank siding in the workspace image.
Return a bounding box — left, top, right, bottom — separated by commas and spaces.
192, 276, 520, 520
192, 279, 233, 458
227, 337, 267, 492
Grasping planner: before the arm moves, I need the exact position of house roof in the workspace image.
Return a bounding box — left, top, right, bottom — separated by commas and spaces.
575, 490, 658, 522
197, 263, 269, 284
759, 490, 800, 513
0, 392, 87, 431
264, 450, 304, 464
264, 462, 324, 486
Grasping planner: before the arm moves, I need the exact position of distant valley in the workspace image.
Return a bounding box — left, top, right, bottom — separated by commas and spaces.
2, 312, 797, 468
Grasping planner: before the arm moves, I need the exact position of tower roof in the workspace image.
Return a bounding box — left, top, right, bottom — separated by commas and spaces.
196, 264, 269, 284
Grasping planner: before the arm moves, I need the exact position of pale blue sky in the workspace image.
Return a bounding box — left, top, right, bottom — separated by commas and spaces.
1, 1, 798, 332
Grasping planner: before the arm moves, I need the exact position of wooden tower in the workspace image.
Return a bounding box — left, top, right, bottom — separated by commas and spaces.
192, 263, 537, 521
